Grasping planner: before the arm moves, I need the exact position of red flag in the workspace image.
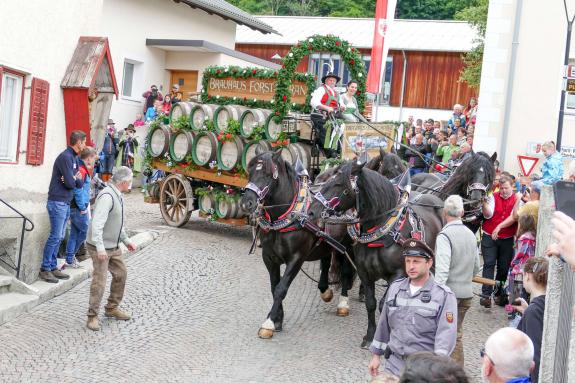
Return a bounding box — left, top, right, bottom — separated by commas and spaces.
366, 0, 396, 94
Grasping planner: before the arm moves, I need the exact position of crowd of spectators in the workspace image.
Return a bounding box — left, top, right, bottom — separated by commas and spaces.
398, 99, 479, 176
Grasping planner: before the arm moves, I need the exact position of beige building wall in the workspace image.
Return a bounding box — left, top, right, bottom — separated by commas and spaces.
0, 0, 103, 282
477, 0, 574, 176
102, 0, 239, 130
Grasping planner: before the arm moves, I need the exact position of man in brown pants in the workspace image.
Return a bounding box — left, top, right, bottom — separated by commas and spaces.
434, 195, 480, 366
86, 166, 137, 331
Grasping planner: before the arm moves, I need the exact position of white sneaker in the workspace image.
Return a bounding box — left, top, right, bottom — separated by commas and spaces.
66, 257, 83, 269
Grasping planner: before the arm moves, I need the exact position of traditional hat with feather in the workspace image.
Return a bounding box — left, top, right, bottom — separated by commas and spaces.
321, 59, 341, 84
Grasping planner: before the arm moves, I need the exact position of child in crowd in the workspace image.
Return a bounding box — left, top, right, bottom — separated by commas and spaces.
162, 95, 172, 115
507, 213, 537, 325
133, 113, 145, 127
145, 102, 157, 121
65, 147, 97, 268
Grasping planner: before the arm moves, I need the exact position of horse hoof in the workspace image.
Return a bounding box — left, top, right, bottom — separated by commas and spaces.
360, 339, 371, 349
258, 328, 274, 339
274, 323, 283, 332
320, 288, 334, 302
336, 307, 349, 317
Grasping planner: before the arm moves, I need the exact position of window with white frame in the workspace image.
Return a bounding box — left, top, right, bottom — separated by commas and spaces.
380, 56, 393, 105
121, 59, 142, 98
0, 69, 24, 163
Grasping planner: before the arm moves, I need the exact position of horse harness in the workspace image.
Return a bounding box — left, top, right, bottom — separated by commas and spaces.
313, 175, 426, 248
246, 170, 346, 254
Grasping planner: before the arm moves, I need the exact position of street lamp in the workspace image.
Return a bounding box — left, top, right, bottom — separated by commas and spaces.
557, 0, 575, 151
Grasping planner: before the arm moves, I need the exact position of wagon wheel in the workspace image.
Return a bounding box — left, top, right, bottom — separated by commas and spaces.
159, 174, 194, 227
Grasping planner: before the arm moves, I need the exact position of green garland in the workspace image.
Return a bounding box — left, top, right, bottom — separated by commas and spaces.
274, 34, 367, 121
201, 65, 315, 113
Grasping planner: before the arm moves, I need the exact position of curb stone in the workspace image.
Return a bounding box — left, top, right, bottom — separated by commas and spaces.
0, 230, 159, 326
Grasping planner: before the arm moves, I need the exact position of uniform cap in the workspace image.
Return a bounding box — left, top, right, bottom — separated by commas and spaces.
402, 239, 434, 259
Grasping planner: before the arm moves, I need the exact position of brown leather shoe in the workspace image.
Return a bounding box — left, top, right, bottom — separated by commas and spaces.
86, 316, 100, 331
51, 269, 70, 280
39, 271, 59, 283
104, 308, 131, 320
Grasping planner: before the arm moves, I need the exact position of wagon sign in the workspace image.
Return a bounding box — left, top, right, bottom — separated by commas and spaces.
206, 77, 309, 105
342, 123, 396, 160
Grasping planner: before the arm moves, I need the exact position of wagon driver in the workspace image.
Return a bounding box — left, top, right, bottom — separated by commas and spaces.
310, 70, 345, 158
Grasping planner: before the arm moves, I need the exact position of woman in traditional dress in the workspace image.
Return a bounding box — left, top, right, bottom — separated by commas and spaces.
341, 80, 359, 122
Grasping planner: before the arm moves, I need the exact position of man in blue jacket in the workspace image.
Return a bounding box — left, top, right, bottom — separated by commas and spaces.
39, 130, 86, 283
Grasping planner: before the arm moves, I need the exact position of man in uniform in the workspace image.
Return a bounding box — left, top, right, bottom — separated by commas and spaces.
310, 71, 344, 158
368, 239, 458, 377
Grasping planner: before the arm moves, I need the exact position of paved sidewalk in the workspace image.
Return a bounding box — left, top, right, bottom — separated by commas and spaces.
0, 192, 507, 383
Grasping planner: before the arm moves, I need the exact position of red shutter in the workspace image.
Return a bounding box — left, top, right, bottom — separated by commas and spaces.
26, 78, 50, 165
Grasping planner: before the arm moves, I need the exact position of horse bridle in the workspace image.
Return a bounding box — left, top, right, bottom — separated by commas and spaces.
313, 174, 361, 224
244, 161, 279, 204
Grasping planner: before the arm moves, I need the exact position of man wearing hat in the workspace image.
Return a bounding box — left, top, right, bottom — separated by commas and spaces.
310, 70, 345, 158
116, 124, 141, 185
99, 119, 118, 183
368, 239, 458, 377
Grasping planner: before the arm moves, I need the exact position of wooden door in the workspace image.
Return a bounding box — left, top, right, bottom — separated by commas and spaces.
170, 71, 198, 101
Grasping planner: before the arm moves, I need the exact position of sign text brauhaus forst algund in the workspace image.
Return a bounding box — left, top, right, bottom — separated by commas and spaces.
207, 77, 309, 104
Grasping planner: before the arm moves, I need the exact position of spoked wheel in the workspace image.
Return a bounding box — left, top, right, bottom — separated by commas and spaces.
159, 174, 194, 227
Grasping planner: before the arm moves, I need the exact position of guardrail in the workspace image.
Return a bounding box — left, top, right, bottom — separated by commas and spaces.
0, 197, 34, 279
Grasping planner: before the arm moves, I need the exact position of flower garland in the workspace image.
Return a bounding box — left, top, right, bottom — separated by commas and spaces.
273, 34, 367, 121
201, 65, 315, 113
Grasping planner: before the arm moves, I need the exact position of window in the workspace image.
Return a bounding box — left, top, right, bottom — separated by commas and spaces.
380, 56, 393, 105
121, 58, 143, 99
0, 68, 24, 163
308, 54, 375, 91
122, 61, 135, 97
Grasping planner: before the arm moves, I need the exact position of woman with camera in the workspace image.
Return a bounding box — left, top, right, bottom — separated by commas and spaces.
513, 257, 548, 383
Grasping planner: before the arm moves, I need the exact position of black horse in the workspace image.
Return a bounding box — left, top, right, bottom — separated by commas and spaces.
240, 151, 355, 338
365, 149, 407, 179
309, 161, 445, 348
411, 151, 496, 233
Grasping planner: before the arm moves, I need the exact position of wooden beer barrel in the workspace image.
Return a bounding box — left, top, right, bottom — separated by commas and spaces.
242, 140, 273, 171
198, 193, 216, 214
192, 131, 218, 166
279, 142, 312, 169
217, 136, 246, 171
215, 198, 245, 219
190, 104, 218, 131
147, 125, 171, 157
170, 101, 195, 122
264, 113, 285, 141
213, 105, 247, 133
169, 130, 194, 162
239, 109, 270, 138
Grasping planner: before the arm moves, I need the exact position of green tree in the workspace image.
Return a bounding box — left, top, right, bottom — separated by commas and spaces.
455, 0, 489, 89
395, 0, 474, 20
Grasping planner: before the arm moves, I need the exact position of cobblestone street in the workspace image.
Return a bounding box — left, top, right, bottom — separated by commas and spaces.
0, 192, 507, 383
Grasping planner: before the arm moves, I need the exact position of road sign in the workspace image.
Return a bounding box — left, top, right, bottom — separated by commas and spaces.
517, 155, 539, 177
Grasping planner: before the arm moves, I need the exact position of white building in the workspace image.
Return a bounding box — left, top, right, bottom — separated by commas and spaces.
476, 0, 575, 175
0, 0, 276, 283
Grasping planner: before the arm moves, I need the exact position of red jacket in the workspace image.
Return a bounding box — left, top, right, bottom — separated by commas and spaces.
483, 192, 518, 239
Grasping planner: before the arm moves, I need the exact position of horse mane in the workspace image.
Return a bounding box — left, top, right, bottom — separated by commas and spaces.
341, 162, 398, 227
440, 151, 495, 197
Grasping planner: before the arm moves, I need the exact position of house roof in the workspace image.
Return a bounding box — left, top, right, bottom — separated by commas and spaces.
177, 0, 278, 35
146, 39, 281, 69
236, 17, 477, 52
61, 37, 119, 97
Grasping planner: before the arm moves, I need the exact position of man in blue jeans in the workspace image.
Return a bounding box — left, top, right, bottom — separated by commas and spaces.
39, 130, 87, 283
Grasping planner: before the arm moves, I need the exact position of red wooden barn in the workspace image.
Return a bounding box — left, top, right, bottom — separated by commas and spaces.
61, 37, 118, 150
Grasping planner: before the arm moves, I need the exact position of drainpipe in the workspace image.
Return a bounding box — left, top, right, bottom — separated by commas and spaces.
398, 50, 408, 122
499, 0, 523, 169
396, 50, 408, 148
